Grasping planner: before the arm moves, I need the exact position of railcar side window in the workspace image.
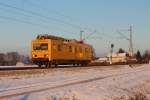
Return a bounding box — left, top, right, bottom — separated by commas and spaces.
33, 43, 48, 50
80, 47, 82, 53
85, 48, 88, 53
75, 47, 77, 53
53, 45, 57, 51
89, 48, 91, 52
72, 47, 75, 53
57, 45, 61, 51
69, 46, 72, 52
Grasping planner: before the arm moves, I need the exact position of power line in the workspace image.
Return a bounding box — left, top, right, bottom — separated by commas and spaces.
21, 0, 96, 32
83, 30, 97, 40
0, 7, 77, 34
0, 2, 114, 41
0, 15, 50, 29
0, 2, 84, 30
116, 30, 129, 40
116, 26, 134, 56
0, 15, 74, 34
23, 0, 76, 21
129, 25, 133, 56
0, 7, 36, 20
0, 1, 111, 41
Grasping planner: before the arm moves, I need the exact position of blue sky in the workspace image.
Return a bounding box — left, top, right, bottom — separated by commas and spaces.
0, 0, 149, 56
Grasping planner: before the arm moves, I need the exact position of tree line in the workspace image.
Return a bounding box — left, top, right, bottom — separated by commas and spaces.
0, 52, 30, 66
118, 48, 150, 63
136, 50, 150, 63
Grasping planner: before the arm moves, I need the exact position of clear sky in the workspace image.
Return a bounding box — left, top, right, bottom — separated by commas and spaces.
0, 0, 149, 56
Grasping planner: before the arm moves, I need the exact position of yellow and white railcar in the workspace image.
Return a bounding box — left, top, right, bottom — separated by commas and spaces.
31, 34, 93, 67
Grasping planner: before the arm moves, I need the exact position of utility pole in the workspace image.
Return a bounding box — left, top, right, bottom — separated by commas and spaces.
117, 25, 134, 57
80, 30, 84, 42
129, 25, 133, 57
110, 44, 114, 64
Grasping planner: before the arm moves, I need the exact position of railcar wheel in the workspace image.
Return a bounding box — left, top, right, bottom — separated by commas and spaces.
55, 64, 58, 67
45, 63, 48, 67
38, 63, 41, 67
81, 62, 88, 66
73, 64, 76, 67
47, 62, 51, 68
76, 63, 80, 67
49, 62, 52, 67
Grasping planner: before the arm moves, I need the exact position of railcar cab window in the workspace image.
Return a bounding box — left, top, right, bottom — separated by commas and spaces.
33, 43, 48, 50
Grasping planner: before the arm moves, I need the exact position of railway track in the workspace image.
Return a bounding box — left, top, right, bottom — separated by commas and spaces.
0, 65, 102, 77
0, 65, 96, 71
0, 65, 92, 71
0, 66, 40, 71
0, 65, 150, 99
0, 64, 145, 77
0, 66, 115, 78
0, 61, 129, 71
0, 63, 143, 71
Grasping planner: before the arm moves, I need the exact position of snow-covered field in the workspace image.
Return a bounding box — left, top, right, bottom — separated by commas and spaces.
0, 64, 150, 100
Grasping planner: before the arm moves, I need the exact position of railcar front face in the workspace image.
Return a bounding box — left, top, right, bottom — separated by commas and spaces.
31, 40, 51, 64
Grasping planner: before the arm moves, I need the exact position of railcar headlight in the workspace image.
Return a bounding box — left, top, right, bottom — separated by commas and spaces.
32, 54, 37, 57
44, 54, 49, 57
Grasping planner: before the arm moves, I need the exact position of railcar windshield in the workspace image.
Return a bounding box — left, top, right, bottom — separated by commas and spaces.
33, 43, 48, 50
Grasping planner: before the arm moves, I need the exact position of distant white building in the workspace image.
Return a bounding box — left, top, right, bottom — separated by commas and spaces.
97, 57, 108, 63
107, 53, 128, 64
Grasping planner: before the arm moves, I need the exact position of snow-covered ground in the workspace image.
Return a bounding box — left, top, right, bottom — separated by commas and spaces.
0, 64, 150, 100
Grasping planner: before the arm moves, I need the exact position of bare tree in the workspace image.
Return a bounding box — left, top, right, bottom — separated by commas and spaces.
143, 50, 150, 63
118, 48, 125, 53
136, 50, 142, 63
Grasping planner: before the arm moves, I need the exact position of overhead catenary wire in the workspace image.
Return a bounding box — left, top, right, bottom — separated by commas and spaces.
0, 7, 32, 19
116, 26, 134, 56
0, 2, 84, 30
0, 1, 114, 41
0, 7, 78, 35
22, 0, 77, 22
83, 30, 99, 40
116, 30, 129, 40
0, 15, 76, 35
0, 15, 50, 29
23, 0, 96, 32
0, 1, 113, 40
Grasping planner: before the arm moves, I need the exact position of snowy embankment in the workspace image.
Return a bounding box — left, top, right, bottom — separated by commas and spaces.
0, 64, 150, 100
